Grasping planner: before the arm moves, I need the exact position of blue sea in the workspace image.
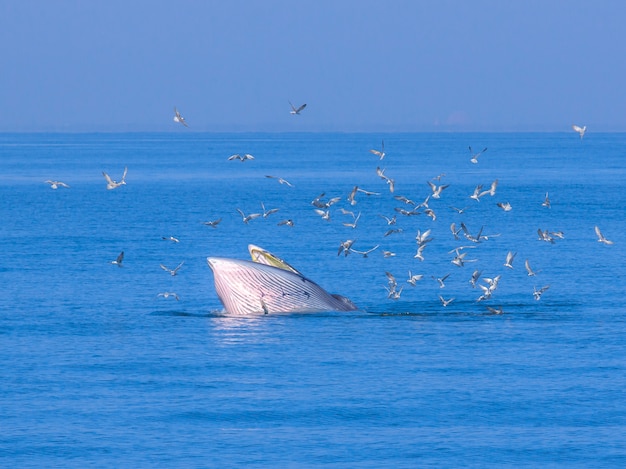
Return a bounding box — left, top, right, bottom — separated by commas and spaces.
1, 132, 625, 467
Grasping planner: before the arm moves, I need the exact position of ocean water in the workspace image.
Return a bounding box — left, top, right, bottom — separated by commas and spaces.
1, 132, 625, 467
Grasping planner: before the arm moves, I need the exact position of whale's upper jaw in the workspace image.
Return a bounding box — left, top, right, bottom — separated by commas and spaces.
207, 257, 358, 315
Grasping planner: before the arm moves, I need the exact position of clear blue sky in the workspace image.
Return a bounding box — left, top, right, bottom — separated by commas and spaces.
1, 0, 625, 132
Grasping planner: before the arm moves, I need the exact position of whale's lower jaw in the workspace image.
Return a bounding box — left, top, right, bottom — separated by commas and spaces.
207, 257, 358, 315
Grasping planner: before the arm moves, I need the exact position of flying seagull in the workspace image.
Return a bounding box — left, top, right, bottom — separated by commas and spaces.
289, 101, 307, 115
102, 166, 127, 190
265, 175, 293, 187
228, 153, 255, 162
160, 262, 184, 276
45, 180, 70, 189
157, 292, 180, 300
469, 146, 488, 164
369, 140, 385, 160
173, 107, 188, 127
594, 226, 613, 245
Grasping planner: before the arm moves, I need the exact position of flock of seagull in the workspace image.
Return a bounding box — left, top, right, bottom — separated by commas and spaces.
44, 109, 614, 312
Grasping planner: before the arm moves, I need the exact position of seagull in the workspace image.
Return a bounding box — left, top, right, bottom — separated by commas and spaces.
504, 251, 517, 269
386, 286, 403, 300
415, 228, 433, 246
102, 166, 127, 190
342, 212, 361, 229
236, 208, 261, 224
439, 295, 455, 307
173, 107, 188, 127
376, 167, 395, 193
161, 236, 180, 243
469, 146, 487, 164
572, 124, 586, 139
379, 214, 397, 225
414, 244, 427, 261
277, 219, 294, 227
261, 202, 279, 218
480, 179, 498, 197
228, 153, 255, 162
485, 306, 504, 315
533, 285, 550, 300
469, 269, 482, 288
382, 250, 396, 258
525, 259, 540, 276
497, 202, 512, 211
542, 192, 551, 208
385, 271, 397, 290
384, 228, 403, 237
289, 100, 307, 115
369, 140, 385, 160
427, 181, 449, 199
338, 239, 355, 257
157, 292, 180, 301
160, 262, 184, 276
314, 209, 331, 221
45, 180, 70, 189
450, 222, 462, 240
265, 175, 293, 187
432, 273, 450, 289
203, 218, 222, 228
111, 251, 124, 267
595, 226, 613, 245
349, 244, 379, 258
394, 195, 416, 206
470, 184, 485, 201
407, 271, 424, 286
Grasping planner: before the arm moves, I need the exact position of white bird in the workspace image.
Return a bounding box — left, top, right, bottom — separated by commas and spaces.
572, 124, 586, 139
595, 226, 613, 245
542, 192, 551, 208
160, 262, 184, 276
338, 239, 356, 257
161, 236, 180, 243
533, 285, 550, 300
469, 146, 488, 164
265, 175, 293, 187
379, 214, 397, 225
369, 140, 385, 160
407, 271, 424, 286
102, 166, 127, 190
203, 218, 222, 228
469, 269, 482, 288
349, 244, 379, 258
525, 259, 540, 276
111, 251, 124, 267
497, 202, 512, 211
504, 251, 517, 269
157, 292, 180, 301
382, 250, 396, 258
289, 101, 307, 115
432, 273, 450, 289
342, 212, 361, 229
427, 181, 449, 199
236, 208, 261, 224
277, 219, 294, 227
439, 295, 455, 307
261, 202, 279, 218
228, 153, 255, 162
314, 209, 331, 221
45, 180, 70, 189
173, 107, 188, 127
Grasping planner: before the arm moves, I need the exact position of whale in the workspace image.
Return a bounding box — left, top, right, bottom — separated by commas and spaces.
207, 245, 358, 315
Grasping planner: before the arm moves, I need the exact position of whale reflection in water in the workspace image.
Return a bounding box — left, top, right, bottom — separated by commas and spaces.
207, 244, 358, 315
